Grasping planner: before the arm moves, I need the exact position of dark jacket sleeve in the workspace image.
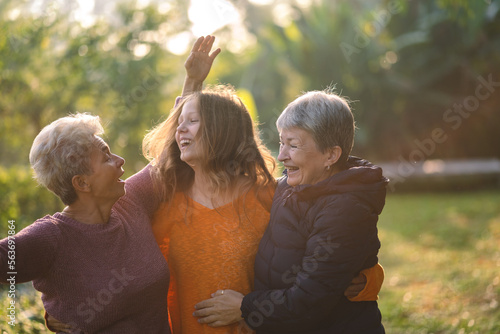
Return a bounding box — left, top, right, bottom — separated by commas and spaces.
241, 195, 379, 332
0, 220, 60, 283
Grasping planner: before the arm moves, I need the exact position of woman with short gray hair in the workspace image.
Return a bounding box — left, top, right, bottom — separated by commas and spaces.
0, 113, 171, 333
276, 90, 355, 169
195, 89, 387, 333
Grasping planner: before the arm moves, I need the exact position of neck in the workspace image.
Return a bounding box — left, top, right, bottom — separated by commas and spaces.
192, 168, 211, 191
188, 169, 215, 208
62, 199, 114, 225
188, 168, 237, 209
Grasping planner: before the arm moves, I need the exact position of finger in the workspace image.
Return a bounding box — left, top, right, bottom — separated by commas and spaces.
190, 36, 204, 53
209, 48, 221, 61
184, 52, 195, 68
195, 299, 214, 310
351, 273, 367, 284
344, 290, 358, 297
204, 35, 216, 52
344, 283, 365, 297
208, 320, 228, 327
47, 315, 73, 331
199, 35, 212, 51
348, 282, 366, 290
197, 315, 218, 324
211, 289, 225, 297
193, 307, 215, 317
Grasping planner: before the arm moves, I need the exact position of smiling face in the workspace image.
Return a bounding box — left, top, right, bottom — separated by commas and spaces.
85, 136, 126, 202
176, 98, 203, 166
278, 127, 337, 187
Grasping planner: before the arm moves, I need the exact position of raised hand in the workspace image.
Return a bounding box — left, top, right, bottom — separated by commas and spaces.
184, 35, 221, 87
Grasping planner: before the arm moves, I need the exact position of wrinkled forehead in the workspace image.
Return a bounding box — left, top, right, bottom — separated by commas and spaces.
92, 135, 107, 148
279, 127, 312, 141
90, 135, 111, 156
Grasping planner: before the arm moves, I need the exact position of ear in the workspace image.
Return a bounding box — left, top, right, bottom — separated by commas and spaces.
325, 146, 342, 168
71, 175, 91, 193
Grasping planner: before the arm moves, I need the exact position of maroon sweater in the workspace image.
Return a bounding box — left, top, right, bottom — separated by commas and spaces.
0, 165, 170, 333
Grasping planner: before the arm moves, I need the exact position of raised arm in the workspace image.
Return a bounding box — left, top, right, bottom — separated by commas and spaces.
181, 35, 221, 97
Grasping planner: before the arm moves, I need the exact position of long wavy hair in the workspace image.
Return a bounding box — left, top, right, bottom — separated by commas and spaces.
143, 84, 276, 208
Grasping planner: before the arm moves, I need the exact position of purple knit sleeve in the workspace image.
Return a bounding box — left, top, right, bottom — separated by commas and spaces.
122, 164, 162, 219
0, 218, 59, 283
118, 97, 181, 219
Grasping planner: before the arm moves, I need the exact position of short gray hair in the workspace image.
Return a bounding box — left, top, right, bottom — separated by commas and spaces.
29, 113, 104, 205
276, 90, 355, 166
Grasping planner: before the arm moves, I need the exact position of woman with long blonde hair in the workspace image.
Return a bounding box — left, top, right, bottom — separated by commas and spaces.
143, 63, 276, 333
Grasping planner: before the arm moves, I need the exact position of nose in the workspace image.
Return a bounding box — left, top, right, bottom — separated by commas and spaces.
177, 121, 187, 133
114, 154, 125, 168
277, 145, 288, 162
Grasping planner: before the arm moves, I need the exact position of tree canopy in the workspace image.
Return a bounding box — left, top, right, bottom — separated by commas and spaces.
1, 0, 499, 174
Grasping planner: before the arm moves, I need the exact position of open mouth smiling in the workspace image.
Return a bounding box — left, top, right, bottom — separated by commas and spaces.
180, 139, 192, 149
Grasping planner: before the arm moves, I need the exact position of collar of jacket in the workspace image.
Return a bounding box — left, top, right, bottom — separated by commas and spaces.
281, 156, 389, 209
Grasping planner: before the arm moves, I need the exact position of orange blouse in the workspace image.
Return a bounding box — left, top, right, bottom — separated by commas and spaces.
152, 185, 274, 334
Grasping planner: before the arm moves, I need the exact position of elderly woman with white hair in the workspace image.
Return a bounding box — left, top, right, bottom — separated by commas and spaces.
0, 114, 170, 333
194, 90, 388, 333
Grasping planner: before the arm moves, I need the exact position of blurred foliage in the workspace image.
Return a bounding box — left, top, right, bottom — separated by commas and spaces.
240, 0, 500, 161
0, 166, 61, 235
0, 0, 190, 176
1, 1, 499, 331
1, 0, 499, 175
0, 283, 47, 333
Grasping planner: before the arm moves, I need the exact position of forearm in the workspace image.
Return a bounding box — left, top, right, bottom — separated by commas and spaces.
181, 77, 203, 97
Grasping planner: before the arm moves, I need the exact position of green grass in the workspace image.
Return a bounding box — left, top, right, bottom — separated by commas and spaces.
1, 190, 499, 333
378, 190, 500, 334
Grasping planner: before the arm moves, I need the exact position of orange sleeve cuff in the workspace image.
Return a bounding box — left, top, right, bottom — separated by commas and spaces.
348, 263, 385, 302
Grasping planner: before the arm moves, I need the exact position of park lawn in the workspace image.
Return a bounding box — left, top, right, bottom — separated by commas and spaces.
378, 190, 500, 334
1, 190, 499, 333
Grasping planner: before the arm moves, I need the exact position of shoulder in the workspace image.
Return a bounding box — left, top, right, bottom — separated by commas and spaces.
309, 192, 379, 237
315, 193, 364, 216
122, 164, 155, 198
272, 176, 290, 200
253, 182, 277, 212
276, 175, 289, 191
18, 215, 63, 239
10, 215, 63, 256
117, 163, 162, 217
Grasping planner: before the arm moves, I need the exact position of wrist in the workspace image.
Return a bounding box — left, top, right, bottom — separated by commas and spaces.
182, 77, 203, 96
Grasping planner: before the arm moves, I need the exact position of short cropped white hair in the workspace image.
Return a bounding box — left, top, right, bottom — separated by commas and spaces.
29, 113, 104, 205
